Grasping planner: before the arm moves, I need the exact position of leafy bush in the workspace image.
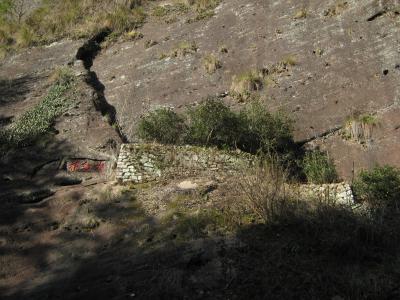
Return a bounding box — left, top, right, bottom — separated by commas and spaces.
238, 100, 294, 155
138, 98, 294, 156
302, 150, 338, 184
353, 166, 400, 211
137, 108, 186, 144
185, 97, 240, 148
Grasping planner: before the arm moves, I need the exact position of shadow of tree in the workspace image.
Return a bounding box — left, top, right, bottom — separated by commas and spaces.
0, 75, 45, 106
1, 183, 400, 300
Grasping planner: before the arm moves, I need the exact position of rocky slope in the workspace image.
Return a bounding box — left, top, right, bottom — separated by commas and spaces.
92, 0, 400, 178
1, 1, 400, 298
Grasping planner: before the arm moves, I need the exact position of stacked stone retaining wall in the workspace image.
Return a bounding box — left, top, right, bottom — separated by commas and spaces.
116, 143, 354, 205
297, 183, 354, 205
116, 143, 253, 183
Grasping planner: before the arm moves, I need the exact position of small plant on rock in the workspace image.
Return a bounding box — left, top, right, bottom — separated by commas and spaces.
171, 40, 198, 57
230, 70, 264, 102
203, 53, 221, 74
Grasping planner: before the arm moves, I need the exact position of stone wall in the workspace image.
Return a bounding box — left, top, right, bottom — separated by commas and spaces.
116, 143, 254, 183
297, 183, 354, 205
116, 143, 355, 205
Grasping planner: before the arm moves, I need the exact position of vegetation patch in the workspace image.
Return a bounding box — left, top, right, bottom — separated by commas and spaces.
302, 150, 338, 184
138, 97, 294, 157
323, 1, 349, 17
137, 108, 186, 145
342, 113, 378, 143
293, 8, 307, 19
203, 54, 222, 74
353, 165, 400, 216
160, 40, 198, 59
0, 67, 76, 151
0, 0, 147, 53
230, 69, 264, 102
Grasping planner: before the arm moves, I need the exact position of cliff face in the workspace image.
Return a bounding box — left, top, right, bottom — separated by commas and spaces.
1, 0, 400, 179
92, 0, 400, 178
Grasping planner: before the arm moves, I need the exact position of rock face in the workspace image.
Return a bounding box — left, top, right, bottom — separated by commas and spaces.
0, 40, 122, 194
93, 0, 400, 179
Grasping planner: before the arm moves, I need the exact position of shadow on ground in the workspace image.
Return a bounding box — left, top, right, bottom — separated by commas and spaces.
0, 75, 45, 106
1, 180, 400, 300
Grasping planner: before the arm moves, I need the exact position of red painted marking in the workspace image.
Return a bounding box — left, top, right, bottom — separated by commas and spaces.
66, 160, 106, 173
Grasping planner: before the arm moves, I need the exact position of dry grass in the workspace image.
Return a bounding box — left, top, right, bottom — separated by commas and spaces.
293, 8, 307, 19
0, 0, 148, 52
203, 54, 222, 74
343, 113, 378, 143
161, 40, 198, 59
324, 1, 349, 17
230, 69, 264, 102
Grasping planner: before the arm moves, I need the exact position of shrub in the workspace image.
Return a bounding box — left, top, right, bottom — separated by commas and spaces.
235, 159, 292, 223
238, 100, 294, 155
353, 166, 400, 212
136, 98, 295, 157
137, 108, 186, 144
185, 97, 240, 148
302, 150, 338, 184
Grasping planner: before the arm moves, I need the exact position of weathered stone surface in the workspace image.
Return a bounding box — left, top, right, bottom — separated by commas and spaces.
93, 0, 400, 179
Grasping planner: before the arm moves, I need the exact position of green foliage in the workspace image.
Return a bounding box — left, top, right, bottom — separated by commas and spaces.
0, 0, 12, 19
185, 97, 240, 148
137, 108, 186, 144
238, 100, 294, 154
0, 69, 75, 149
303, 150, 338, 184
353, 166, 400, 211
137, 98, 294, 156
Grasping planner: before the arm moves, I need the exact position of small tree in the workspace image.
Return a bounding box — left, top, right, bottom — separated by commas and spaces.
185, 97, 240, 148
353, 166, 400, 213
238, 100, 294, 155
303, 150, 338, 184
137, 108, 185, 144
1, 0, 31, 24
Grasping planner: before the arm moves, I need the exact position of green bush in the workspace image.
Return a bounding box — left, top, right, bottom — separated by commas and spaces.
238, 100, 294, 154
353, 166, 400, 211
137, 98, 295, 156
185, 97, 240, 148
137, 108, 185, 144
303, 150, 338, 184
